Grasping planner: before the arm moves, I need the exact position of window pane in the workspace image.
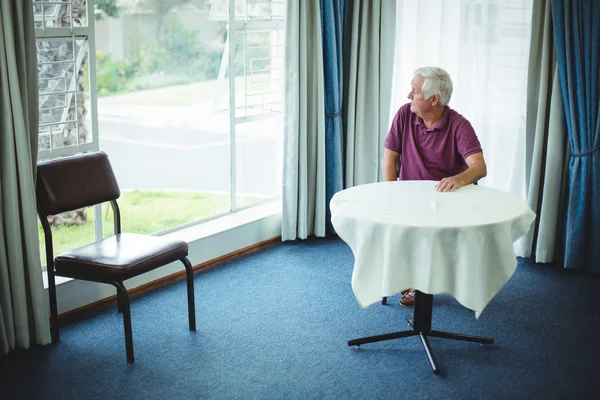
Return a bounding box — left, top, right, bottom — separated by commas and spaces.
231, 7, 285, 208
96, 1, 231, 235
38, 208, 97, 271
233, 29, 283, 119
235, 115, 282, 207
37, 38, 91, 153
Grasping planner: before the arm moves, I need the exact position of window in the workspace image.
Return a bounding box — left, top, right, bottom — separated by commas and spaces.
34, 0, 99, 159
34, 0, 286, 260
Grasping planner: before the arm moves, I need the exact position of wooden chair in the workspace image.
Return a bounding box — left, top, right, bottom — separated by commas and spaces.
36, 151, 196, 363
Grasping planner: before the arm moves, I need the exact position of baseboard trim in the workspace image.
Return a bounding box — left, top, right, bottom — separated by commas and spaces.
58, 235, 281, 324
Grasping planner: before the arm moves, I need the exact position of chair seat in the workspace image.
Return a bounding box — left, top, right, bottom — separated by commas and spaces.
55, 233, 188, 281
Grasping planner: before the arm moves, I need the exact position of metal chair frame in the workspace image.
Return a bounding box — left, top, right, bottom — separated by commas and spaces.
38, 155, 196, 364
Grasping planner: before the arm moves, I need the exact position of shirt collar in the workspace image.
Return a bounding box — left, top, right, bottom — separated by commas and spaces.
412, 106, 450, 131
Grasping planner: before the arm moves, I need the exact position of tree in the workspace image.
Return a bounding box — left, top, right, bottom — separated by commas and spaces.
95, 0, 122, 20
137, 0, 211, 14
136, 0, 211, 43
138, 0, 190, 43
137, 0, 191, 16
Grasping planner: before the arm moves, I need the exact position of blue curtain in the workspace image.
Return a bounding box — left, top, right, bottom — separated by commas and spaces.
321, 0, 345, 234
552, 0, 600, 272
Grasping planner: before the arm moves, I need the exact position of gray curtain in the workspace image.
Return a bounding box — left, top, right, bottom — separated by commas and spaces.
518, 0, 569, 263
343, 0, 397, 187
281, 1, 327, 240
0, 0, 51, 354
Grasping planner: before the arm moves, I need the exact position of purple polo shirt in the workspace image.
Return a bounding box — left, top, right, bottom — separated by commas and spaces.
384, 103, 483, 181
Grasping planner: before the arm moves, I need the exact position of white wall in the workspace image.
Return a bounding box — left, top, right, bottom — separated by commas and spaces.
95, 10, 224, 61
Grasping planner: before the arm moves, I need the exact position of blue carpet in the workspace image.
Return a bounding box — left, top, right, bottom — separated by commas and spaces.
2, 237, 600, 399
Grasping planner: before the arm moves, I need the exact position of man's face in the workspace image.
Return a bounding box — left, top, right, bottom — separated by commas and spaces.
407, 75, 433, 116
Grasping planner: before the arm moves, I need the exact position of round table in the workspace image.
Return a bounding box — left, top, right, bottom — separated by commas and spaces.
330, 180, 536, 374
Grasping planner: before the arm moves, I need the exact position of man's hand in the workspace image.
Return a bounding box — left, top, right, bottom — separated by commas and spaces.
436, 152, 487, 192
435, 176, 465, 192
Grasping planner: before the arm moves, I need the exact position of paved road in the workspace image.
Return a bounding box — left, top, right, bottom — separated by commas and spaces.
97, 116, 280, 197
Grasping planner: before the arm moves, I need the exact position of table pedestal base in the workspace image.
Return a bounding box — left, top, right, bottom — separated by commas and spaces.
348, 291, 494, 375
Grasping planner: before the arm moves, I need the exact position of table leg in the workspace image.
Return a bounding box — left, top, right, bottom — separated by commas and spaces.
348, 330, 418, 347
348, 290, 494, 374
428, 330, 493, 344
419, 333, 440, 374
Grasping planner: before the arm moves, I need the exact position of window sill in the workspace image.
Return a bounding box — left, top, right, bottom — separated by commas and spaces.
45, 200, 282, 314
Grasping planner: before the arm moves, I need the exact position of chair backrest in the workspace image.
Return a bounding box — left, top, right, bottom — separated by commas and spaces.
36, 151, 120, 216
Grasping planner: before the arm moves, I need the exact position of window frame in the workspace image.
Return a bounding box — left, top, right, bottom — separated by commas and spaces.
227, 0, 285, 210
34, 0, 100, 162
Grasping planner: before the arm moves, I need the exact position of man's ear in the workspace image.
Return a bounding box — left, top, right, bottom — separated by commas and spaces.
430, 94, 439, 106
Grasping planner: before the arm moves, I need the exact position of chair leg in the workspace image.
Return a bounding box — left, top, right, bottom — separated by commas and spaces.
382, 297, 387, 305
180, 257, 197, 331
47, 273, 60, 343
117, 289, 123, 313
113, 281, 134, 363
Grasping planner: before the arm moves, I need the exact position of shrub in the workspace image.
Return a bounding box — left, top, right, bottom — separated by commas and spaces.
95, 50, 141, 94
94, 16, 226, 95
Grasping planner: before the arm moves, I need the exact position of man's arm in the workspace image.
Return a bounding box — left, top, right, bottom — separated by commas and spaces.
435, 152, 487, 192
381, 149, 400, 181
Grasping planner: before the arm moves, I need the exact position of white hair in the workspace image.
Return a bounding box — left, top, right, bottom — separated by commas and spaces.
414, 66, 453, 106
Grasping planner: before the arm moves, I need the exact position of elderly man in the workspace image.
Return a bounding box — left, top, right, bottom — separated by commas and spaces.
381, 66, 487, 307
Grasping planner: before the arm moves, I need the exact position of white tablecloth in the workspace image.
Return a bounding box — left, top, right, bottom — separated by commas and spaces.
330, 181, 536, 317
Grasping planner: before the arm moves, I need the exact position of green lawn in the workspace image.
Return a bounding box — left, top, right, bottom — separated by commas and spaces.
38, 190, 258, 263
